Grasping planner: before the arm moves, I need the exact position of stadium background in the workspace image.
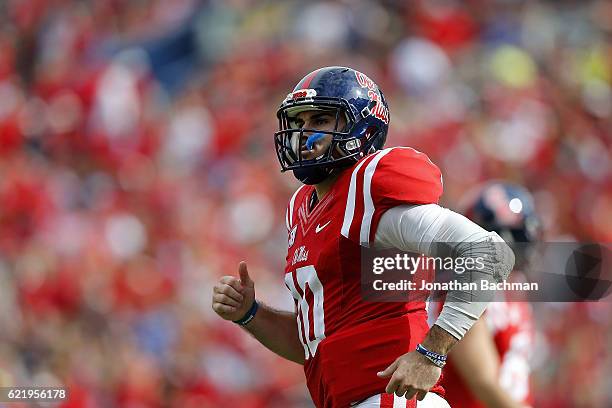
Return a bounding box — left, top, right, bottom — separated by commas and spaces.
0, 0, 610, 407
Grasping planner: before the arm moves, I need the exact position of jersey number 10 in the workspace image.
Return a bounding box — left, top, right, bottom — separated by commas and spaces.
284, 266, 326, 359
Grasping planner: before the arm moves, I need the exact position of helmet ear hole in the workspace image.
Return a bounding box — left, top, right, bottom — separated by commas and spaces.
363, 126, 379, 152
365, 126, 377, 139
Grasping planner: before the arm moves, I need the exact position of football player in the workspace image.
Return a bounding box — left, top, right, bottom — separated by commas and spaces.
212, 67, 515, 408
437, 183, 539, 408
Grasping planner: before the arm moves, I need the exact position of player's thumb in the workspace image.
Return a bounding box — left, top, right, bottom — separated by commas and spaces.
238, 261, 254, 289
377, 360, 398, 378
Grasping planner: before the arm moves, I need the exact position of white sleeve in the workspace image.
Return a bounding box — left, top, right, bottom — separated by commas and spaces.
374, 204, 515, 340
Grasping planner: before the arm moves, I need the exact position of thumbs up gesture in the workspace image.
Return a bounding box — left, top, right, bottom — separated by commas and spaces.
212, 261, 256, 322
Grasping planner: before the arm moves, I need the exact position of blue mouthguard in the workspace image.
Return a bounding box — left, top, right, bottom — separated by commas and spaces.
305, 132, 326, 150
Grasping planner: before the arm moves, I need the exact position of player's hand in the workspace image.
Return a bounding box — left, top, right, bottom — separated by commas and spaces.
212, 261, 256, 322
377, 350, 441, 401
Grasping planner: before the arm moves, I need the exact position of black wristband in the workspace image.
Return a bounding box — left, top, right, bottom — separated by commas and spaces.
233, 300, 259, 326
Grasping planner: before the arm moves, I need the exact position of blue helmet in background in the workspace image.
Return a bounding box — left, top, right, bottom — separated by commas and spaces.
463, 182, 542, 270
274, 66, 390, 184
464, 182, 542, 244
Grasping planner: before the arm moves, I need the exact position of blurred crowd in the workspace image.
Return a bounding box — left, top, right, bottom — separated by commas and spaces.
0, 0, 610, 407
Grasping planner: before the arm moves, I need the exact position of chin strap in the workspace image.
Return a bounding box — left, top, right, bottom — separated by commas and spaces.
293, 165, 332, 185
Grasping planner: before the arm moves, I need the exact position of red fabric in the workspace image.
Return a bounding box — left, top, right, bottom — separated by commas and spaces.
303, 315, 445, 408
368, 147, 442, 244
380, 393, 394, 407
340, 147, 443, 246
283, 151, 445, 407
369, 147, 442, 208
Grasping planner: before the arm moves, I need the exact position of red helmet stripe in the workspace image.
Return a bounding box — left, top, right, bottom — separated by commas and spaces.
296, 68, 323, 90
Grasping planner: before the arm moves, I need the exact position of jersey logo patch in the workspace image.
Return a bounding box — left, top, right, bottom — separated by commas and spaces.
315, 221, 331, 233
292, 245, 309, 265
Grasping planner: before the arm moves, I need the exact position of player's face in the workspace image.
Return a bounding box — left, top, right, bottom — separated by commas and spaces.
292, 109, 347, 161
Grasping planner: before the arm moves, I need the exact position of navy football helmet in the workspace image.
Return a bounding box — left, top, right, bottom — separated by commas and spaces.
463, 182, 542, 269
274, 66, 390, 184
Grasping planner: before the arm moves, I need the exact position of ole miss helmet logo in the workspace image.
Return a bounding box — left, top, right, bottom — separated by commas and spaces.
355, 72, 389, 124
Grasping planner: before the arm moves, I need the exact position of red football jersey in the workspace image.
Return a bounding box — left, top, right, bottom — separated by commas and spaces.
283, 147, 444, 408
441, 300, 535, 407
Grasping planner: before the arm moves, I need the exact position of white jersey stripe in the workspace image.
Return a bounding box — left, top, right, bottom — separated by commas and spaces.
287, 185, 306, 230
348, 393, 380, 407
393, 394, 407, 408
340, 156, 372, 238
360, 148, 393, 246
284, 273, 309, 359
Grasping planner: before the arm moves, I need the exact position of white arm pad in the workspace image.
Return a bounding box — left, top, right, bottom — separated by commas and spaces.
374, 204, 515, 340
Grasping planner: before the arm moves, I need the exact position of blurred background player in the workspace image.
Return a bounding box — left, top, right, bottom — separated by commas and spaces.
433, 182, 541, 408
